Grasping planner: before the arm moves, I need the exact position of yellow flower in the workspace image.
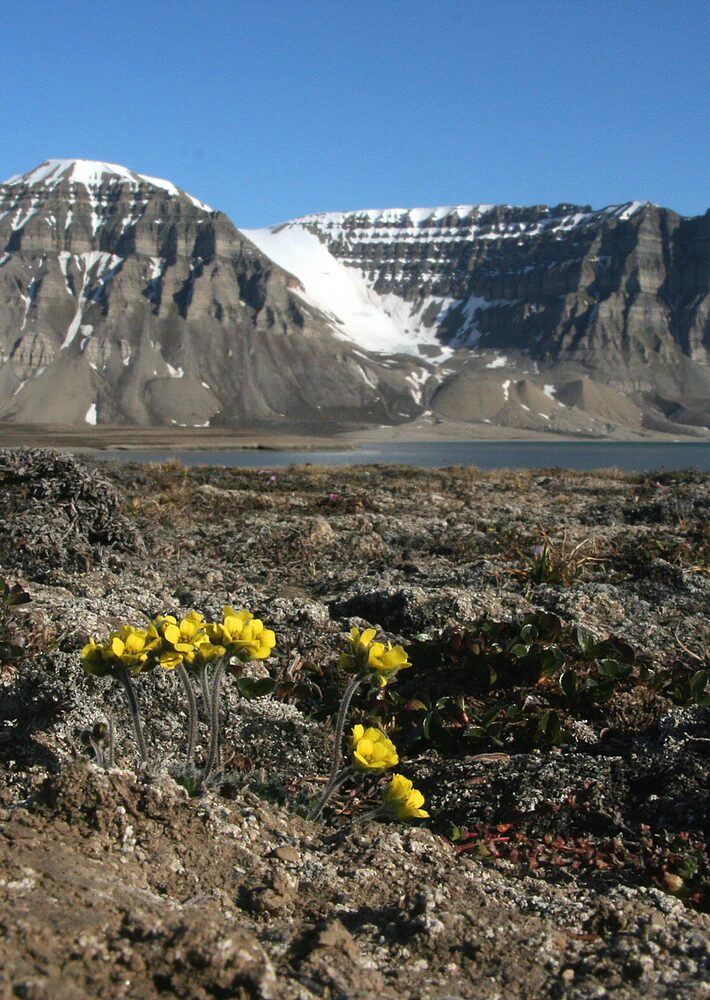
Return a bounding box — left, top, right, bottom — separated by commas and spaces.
351, 724, 398, 771
81, 624, 160, 677
367, 640, 411, 688
338, 627, 377, 672
339, 627, 410, 686
207, 607, 276, 661
157, 649, 183, 671
382, 773, 429, 820
153, 611, 221, 670
80, 637, 114, 677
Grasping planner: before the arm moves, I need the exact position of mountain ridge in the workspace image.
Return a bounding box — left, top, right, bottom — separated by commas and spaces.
1, 159, 708, 438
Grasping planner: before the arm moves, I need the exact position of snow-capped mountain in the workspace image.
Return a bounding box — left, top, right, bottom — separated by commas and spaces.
1, 159, 709, 435
245, 202, 710, 434
0, 160, 423, 428
245, 202, 646, 359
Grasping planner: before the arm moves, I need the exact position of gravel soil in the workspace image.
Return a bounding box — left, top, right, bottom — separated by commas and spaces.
0, 449, 707, 999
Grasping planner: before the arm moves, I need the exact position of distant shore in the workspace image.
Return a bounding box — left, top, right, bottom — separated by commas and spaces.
0, 417, 702, 454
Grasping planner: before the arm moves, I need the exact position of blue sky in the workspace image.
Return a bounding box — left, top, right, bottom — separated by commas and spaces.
2, 0, 708, 226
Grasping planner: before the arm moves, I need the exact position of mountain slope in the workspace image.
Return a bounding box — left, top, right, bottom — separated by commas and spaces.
0, 161, 422, 427
245, 202, 710, 434
1, 160, 709, 435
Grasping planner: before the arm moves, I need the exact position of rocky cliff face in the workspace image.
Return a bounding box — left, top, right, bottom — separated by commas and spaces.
248, 204, 710, 435
1, 160, 708, 435
0, 161, 419, 427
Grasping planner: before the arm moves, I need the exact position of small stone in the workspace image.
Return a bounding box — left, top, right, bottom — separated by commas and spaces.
272, 845, 299, 864
307, 517, 336, 548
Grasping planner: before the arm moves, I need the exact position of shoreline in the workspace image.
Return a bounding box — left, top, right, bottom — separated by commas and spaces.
1, 418, 705, 454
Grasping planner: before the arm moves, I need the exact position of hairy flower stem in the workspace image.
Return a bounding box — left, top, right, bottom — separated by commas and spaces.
310, 672, 366, 819
356, 806, 386, 824
176, 662, 198, 765
309, 766, 356, 820
88, 737, 104, 768
198, 665, 213, 726
118, 667, 149, 767
106, 713, 115, 768
204, 659, 227, 779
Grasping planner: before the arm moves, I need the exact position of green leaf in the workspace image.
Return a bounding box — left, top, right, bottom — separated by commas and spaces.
537, 612, 562, 639
576, 626, 597, 657
540, 645, 565, 677
465, 725, 487, 741
538, 711, 561, 742
423, 713, 433, 741
677, 853, 700, 877
236, 677, 275, 699
690, 670, 708, 698
520, 623, 538, 642
597, 657, 621, 677
591, 679, 615, 703
1, 579, 31, 608
596, 637, 636, 664
559, 670, 578, 697
511, 643, 529, 659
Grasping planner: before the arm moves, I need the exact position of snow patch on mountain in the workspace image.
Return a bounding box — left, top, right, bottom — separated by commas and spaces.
2, 159, 213, 213
245, 201, 651, 361
243, 223, 454, 359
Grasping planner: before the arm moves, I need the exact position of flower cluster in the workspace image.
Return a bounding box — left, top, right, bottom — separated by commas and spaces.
79, 609, 429, 824
350, 725, 427, 820
207, 607, 276, 663
82, 625, 161, 677
82, 607, 275, 679
310, 628, 429, 820
339, 627, 411, 687
310, 623, 427, 823
80, 607, 276, 775
154, 611, 225, 670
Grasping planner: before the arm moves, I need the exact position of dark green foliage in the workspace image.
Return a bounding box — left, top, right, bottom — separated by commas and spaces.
373, 611, 707, 757
1, 577, 31, 609
236, 676, 276, 699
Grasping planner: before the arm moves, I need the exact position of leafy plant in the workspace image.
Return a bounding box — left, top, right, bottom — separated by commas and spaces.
1, 577, 31, 610
309, 627, 426, 821
520, 532, 601, 585
452, 822, 708, 911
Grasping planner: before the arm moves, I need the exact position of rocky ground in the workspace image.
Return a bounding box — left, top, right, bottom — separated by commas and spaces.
0, 448, 708, 999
